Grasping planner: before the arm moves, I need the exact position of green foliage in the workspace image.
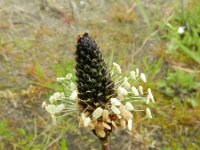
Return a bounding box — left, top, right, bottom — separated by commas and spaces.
53, 59, 74, 77
35, 62, 44, 78
0, 120, 11, 139
47, 59, 75, 92
143, 57, 162, 79
164, 0, 200, 64
13, 37, 33, 51
158, 0, 200, 108
161, 147, 171, 150
158, 70, 199, 106
60, 139, 68, 150
136, 0, 151, 32
177, 43, 200, 64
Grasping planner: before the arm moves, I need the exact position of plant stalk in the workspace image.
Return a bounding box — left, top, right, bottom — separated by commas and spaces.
101, 141, 110, 150
101, 138, 110, 150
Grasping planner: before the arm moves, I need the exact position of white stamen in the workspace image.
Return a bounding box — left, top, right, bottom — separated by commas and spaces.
136, 68, 139, 77
118, 86, 128, 95
113, 62, 121, 74
146, 108, 152, 119
49, 95, 56, 103
111, 98, 121, 106
111, 105, 121, 115
45, 104, 65, 115
45, 104, 56, 115
42, 101, 47, 109
83, 117, 91, 127
130, 71, 136, 80
123, 77, 131, 89
140, 73, 146, 82
49, 92, 65, 103
147, 88, 155, 103
51, 115, 57, 125
125, 102, 134, 111
55, 104, 65, 113
138, 86, 143, 95
70, 82, 76, 91
56, 77, 66, 82
127, 119, 132, 131
65, 73, 73, 79
69, 90, 78, 100
92, 107, 103, 119
131, 86, 139, 96
146, 96, 150, 104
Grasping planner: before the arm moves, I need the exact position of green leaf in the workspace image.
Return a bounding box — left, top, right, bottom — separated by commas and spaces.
0, 120, 11, 139
187, 98, 198, 107
176, 40, 200, 64
60, 139, 68, 150
35, 62, 44, 78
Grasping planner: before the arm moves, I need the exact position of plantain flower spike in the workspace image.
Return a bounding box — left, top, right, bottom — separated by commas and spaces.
76, 33, 117, 142
75, 33, 155, 146
43, 33, 155, 150
76, 33, 116, 108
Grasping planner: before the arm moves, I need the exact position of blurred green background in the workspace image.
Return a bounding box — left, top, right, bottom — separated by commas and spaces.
0, 0, 200, 149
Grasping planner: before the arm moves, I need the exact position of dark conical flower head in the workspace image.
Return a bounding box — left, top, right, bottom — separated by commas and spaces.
43, 32, 155, 142
76, 33, 116, 109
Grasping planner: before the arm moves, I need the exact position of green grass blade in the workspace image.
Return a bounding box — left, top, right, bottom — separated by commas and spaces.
177, 42, 200, 64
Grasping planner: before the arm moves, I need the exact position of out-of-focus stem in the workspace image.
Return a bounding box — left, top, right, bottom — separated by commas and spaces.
100, 137, 110, 150
101, 141, 110, 150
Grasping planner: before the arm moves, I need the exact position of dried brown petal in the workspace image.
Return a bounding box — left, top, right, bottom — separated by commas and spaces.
79, 117, 83, 128
120, 119, 126, 129
123, 110, 133, 120
103, 122, 111, 130
120, 105, 133, 120
117, 115, 122, 119
92, 118, 97, 126
106, 118, 111, 123
102, 109, 109, 121
95, 129, 106, 138
87, 123, 95, 130
111, 121, 117, 128
95, 122, 104, 131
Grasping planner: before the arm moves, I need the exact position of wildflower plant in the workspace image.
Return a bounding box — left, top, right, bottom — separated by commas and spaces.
42, 33, 155, 150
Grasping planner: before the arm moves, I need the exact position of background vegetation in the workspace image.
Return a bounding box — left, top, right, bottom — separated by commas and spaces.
0, 0, 199, 149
